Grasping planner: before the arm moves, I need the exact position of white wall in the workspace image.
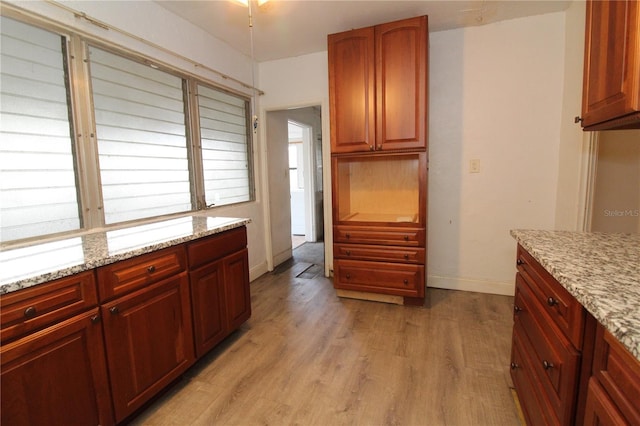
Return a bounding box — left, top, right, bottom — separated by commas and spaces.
427, 12, 566, 295
7, 0, 270, 281
555, 0, 589, 231
259, 52, 332, 275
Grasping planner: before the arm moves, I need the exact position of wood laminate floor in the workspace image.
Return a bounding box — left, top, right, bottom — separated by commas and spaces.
131, 243, 521, 426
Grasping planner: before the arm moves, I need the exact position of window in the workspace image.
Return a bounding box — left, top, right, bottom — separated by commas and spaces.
89, 46, 191, 224
197, 84, 252, 207
0, 16, 81, 242
0, 15, 254, 244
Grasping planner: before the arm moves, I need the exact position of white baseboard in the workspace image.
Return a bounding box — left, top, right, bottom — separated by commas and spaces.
272, 249, 292, 269
249, 261, 269, 282
427, 275, 515, 296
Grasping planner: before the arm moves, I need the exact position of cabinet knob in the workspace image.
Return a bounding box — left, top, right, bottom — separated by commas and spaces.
91, 315, 101, 324
510, 362, 519, 370
404, 254, 409, 260
403, 279, 409, 285
516, 259, 524, 266
369, 146, 374, 151
546, 297, 558, 307
24, 306, 37, 318
346, 250, 351, 256
109, 306, 120, 315
346, 273, 351, 279
147, 265, 156, 273
403, 235, 409, 241
542, 360, 554, 370
514, 305, 522, 314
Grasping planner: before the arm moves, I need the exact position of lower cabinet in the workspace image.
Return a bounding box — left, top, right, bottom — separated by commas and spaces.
0, 225, 251, 425
101, 273, 195, 422
1, 309, 113, 426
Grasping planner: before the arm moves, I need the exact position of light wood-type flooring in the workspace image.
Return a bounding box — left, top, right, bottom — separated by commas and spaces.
131, 243, 521, 426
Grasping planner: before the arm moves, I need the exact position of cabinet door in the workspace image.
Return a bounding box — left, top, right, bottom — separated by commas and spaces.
101, 273, 194, 422
190, 260, 227, 358
582, 0, 640, 129
328, 26, 376, 153
1, 309, 113, 426
223, 248, 251, 331
376, 16, 428, 151
583, 378, 627, 426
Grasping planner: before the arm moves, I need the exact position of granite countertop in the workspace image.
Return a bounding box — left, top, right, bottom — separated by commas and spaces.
511, 229, 640, 361
0, 214, 251, 295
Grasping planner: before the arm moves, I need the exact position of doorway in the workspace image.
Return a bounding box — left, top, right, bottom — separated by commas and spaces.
266, 106, 324, 269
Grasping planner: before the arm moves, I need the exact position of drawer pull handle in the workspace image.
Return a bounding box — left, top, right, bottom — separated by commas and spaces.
147, 265, 156, 273
346, 233, 350, 239
516, 259, 524, 266
403, 279, 409, 285
546, 297, 558, 307
510, 362, 519, 370
24, 306, 37, 318
542, 360, 554, 370
404, 254, 409, 260
404, 235, 409, 241
346, 250, 351, 256
91, 315, 101, 324
514, 305, 522, 313
346, 273, 351, 279
109, 306, 120, 315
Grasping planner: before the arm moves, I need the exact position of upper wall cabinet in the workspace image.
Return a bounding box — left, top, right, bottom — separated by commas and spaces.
581, 0, 640, 130
328, 16, 428, 153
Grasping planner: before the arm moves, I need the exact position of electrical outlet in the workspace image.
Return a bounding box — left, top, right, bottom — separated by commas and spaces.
470, 159, 480, 173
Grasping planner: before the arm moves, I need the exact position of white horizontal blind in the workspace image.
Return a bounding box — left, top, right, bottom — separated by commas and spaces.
0, 16, 81, 242
197, 84, 251, 206
89, 46, 191, 224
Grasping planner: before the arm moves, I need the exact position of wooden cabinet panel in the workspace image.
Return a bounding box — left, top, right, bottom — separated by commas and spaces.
334, 259, 424, 297
590, 325, 640, 424
328, 16, 428, 153
514, 274, 580, 425
101, 273, 194, 422
334, 243, 425, 263
581, 0, 640, 130
510, 325, 557, 426
517, 245, 585, 348
223, 248, 251, 331
187, 227, 247, 270
583, 378, 628, 426
1, 309, 113, 426
190, 260, 227, 358
334, 225, 425, 246
1, 270, 97, 343
328, 26, 375, 153
97, 245, 186, 302
375, 16, 428, 151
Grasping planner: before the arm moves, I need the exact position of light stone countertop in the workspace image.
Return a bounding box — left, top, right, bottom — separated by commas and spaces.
0, 215, 250, 295
511, 229, 640, 361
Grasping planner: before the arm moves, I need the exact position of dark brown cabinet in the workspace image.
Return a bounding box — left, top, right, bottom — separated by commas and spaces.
328, 15, 428, 153
188, 227, 251, 358
584, 324, 640, 425
581, 0, 640, 130
0, 271, 113, 426
101, 273, 194, 422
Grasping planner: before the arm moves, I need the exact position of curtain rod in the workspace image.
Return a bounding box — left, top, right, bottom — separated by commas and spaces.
40, 0, 264, 96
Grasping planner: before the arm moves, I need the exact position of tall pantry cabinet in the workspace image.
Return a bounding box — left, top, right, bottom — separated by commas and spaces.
328, 16, 429, 305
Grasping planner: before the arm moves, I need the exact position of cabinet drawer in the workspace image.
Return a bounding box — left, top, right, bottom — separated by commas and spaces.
334, 259, 424, 297
334, 243, 425, 263
516, 245, 585, 348
514, 273, 580, 425
334, 226, 425, 246
592, 325, 640, 424
187, 226, 247, 270
0, 271, 98, 343
97, 245, 187, 301
511, 326, 557, 426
